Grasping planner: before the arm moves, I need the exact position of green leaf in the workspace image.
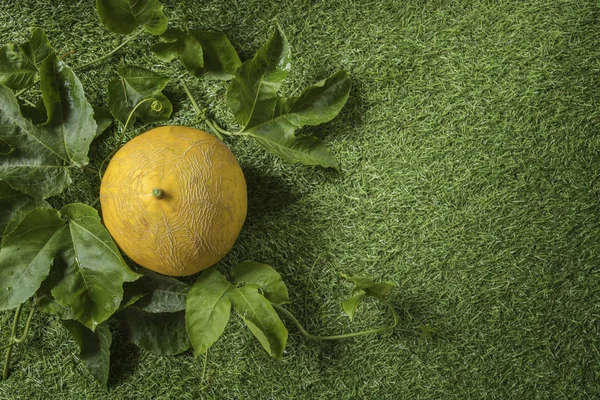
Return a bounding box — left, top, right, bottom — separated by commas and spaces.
0, 53, 98, 198
37, 294, 75, 320
0, 182, 50, 236
0, 28, 53, 90
117, 308, 191, 355
20, 28, 53, 67
62, 320, 112, 388
153, 29, 240, 80
96, 0, 167, 35
185, 269, 233, 358
93, 107, 113, 139
226, 24, 291, 130
0, 44, 37, 90
341, 274, 397, 301
50, 204, 141, 330
132, 271, 190, 313
228, 284, 288, 359
341, 291, 365, 321
107, 65, 172, 125
0, 208, 66, 311
226, 25, 350, 169
190, 30, 241, 80
252, 134, 340, 170
151, 29, 204, 76
231, 261, 289, 304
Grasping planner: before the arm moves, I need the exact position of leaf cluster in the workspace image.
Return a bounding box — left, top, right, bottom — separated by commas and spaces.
0, 0, 399, 390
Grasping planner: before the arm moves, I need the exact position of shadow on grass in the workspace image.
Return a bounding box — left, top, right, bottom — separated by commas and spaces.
107, 325, 141, 388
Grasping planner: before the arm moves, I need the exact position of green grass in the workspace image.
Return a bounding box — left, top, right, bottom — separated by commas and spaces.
1, 0, 600, 398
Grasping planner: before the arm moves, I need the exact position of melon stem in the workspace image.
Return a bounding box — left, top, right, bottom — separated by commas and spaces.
152, 188, 164, 199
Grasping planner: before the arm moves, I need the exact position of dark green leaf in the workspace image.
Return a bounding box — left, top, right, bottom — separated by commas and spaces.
19, 101, 47, 125
119, 279, 151, 310
0, 208, 66, 310
0, 44, 37, 90
0, 28, 52, 90
96, 0, 167, 35
186, 269, 232, 357
93, 107, 112, 139
107, 65, 172, 124
228, 284, 288, 359
151, 29, 204, 76
231, 261, 289, 304
226, 25, 350, 169
341, 291, 365, 321
20, 28, 53, 67
37, 294, 75, 320
189, 30, 240, 80
50, 204, 141, 330
0, 182, 49, 236
252, 134, 340, 170
117, 308, 191, 355
0, 53, 97, 198
226, 24, 291, 130
62, 320, 112, 388
132, 271, 190, 313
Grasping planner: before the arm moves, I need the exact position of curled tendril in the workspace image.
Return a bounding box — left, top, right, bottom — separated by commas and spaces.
151, 100, 162, 112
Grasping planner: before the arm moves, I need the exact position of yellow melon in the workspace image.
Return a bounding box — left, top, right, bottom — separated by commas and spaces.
100, 126, 247, 276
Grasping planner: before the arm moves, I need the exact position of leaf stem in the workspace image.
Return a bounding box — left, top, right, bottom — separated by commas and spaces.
180, 79, 243, 140
272, 302, 401, 341
3, 304, 23, 380
74, 28, 144, 71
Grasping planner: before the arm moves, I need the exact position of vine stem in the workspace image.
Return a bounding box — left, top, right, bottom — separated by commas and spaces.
3, 300, 37, 380
74, 28, 144, 71
272, 301, 401, 341
180, 79, 246, 140
14, 28, 144, 98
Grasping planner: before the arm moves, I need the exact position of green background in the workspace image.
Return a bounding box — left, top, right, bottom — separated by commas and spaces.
1, 0, 599, 399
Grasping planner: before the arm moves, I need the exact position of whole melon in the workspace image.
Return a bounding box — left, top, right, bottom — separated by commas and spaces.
100, 126, 247, 276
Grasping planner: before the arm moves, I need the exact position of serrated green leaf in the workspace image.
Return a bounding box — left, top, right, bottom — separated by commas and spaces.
62, 320, 112, 388
0, 182, 50, 236
228, 284, 288, 359
117, 308, 191, 355
132, 271, 190, 313
107, 65, 172, 125
50, 204, 141, 330
96, 0, 167, 35
0, 208, 66, 310
226, 25, 350, 169
226, 24, 291, 130
341, 291, 365, 321
231, 261, 289, 304
0, 53, 97, 199
186, 269, 233, 357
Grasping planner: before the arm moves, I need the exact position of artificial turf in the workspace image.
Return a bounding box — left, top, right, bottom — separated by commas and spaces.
1, 0, 600, 399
